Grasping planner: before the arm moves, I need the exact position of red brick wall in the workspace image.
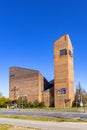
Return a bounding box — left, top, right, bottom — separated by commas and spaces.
54, 35, 74, 108
43, 87, 54, 107
9, 67, 44, 103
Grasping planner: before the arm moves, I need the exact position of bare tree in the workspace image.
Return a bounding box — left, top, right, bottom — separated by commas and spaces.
74, 82, 87, 107
0, 92, 2, 97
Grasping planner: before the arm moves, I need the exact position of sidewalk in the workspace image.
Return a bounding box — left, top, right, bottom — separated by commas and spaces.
0, 118, 87, 130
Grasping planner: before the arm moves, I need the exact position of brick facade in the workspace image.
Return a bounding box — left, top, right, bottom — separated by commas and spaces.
54, 34, 74, 108
43, 87, 54, 107
9, 34, 74, 108
9, 67, 44, 102
9, 66, 53, 107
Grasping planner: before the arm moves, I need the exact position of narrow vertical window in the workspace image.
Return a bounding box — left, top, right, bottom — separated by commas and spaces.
69, 50, 73, 57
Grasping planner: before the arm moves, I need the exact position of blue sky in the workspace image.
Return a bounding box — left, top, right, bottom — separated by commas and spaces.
0, 0, 87, 97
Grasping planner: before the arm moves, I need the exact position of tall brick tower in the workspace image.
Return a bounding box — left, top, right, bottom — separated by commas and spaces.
54, 34, 74, 108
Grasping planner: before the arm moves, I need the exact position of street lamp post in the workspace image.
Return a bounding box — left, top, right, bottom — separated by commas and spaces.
11, 86, 19, 108
80, 95, 83, 112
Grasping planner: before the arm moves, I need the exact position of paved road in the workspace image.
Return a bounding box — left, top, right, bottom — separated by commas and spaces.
0, 109, 87, 120
0, 118, 87, 130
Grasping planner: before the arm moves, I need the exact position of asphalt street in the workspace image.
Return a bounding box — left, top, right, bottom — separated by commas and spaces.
0, 109, 87, 120
0, 118, 87, 130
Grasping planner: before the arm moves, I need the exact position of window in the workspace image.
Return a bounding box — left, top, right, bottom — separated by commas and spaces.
61, 88, 66, 94
56, 88, 66, 95
60, 49, 67, 56
69, 50, 73, 57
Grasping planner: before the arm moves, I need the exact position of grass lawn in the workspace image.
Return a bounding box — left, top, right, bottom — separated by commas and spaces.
1, 107, 87, 112
14, 107, 87, 112
0, 124, 40, 130
0, 115, 87, 123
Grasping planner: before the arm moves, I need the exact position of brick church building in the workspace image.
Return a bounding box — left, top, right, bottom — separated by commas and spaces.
9, 34, 74, 108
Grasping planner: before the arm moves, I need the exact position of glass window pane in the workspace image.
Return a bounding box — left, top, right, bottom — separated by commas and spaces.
60, 49, 67, 56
